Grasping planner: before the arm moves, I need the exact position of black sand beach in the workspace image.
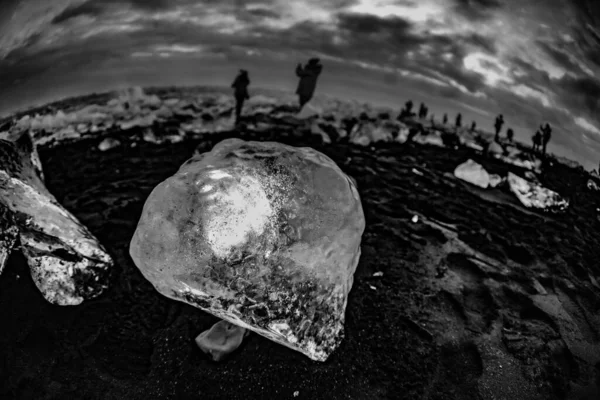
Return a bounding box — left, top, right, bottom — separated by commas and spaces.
0, 88, 599, 400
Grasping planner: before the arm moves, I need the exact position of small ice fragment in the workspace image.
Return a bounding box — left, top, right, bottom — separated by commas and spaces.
293, 391, 300, 397
412, 215, 419, 223
369, 285, 377, 290
412, 168, 424, 176
373, 271, 383, 277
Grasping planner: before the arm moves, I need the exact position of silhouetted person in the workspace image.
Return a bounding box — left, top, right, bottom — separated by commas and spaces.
418, 103, 428, 119
295, 58, 323, 111
541, 123, 552, 156
398, 100, 415, 120
231, 69, 250, 123
443, 114, 448, 124
506, 128, 514, 143
532, 131, 542, 153
494, 114, 504, 142
430, 114, 435, 124
455, 113, 462, 128
471, 121, 476, 132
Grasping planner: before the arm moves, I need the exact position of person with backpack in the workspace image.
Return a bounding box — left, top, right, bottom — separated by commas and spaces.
295, 58, 323, 111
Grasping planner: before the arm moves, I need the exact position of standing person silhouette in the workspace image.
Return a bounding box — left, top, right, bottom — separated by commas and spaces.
494, 114, 504, 142
231, 69, 250, 124
532, 130, 542, 153
541, 123, 552, 156
295, 58, 323, 112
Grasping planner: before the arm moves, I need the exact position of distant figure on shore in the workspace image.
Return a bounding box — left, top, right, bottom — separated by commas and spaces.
443, 114, 448, 124
541, 123, 552, 156
494, 114, 504, 142
506, 128, 514, 143
231, 69, 250, 123
532, 130, 542, 153
418, 103, 428, 119
470, 121, 476, 132
455, 113, 462, 128
398, 100, 416, 120
295, 58, 323, 111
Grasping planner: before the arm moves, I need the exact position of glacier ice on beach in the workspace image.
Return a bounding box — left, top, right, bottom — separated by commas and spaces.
507, 172, 569, 211
195, 320, 249, 361
454, 159, 490, 189
0, 132, 113, 305
130, 138, 365, 362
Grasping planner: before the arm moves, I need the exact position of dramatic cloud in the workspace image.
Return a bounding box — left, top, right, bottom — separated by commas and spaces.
453, 0, 502, 20
1, 0, 600, 167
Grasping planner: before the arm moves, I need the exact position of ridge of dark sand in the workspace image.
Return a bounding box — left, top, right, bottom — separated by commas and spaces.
1, 90, 600, 400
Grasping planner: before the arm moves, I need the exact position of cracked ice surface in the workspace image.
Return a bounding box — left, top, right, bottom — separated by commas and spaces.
0, 133, 113, 305
130, 138, 365, 361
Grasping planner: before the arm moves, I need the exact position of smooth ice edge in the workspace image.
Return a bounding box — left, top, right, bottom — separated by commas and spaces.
130, 138, 365, 361
0, 170, 113, 305
176, 284, 336, 362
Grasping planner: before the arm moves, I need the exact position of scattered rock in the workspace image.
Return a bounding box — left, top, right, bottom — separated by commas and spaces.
195, 320, 249, 362
98, 138, 121, 152
454, 159, 490, 189
507, 172, 569, 212
130, 138, 366, 362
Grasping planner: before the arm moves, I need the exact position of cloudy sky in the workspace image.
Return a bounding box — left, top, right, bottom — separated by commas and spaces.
0, 0, 599, 168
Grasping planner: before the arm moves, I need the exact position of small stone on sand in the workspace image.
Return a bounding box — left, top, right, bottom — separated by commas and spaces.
195, 320, 249, 362
98, 138, 120, 152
